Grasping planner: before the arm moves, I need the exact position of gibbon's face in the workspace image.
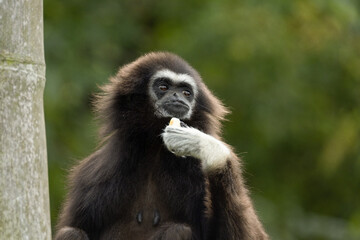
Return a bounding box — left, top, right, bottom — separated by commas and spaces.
148, 69, 198, 120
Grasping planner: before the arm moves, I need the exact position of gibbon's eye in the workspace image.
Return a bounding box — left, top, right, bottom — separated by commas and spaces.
159, 85, 168, 91
183, 90, 191, 97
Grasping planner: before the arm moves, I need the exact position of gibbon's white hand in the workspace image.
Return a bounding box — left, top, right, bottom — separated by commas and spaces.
162, 126, 230, 173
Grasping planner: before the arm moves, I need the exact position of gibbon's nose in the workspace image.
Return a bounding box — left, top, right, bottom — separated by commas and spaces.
171, 92, 186, 102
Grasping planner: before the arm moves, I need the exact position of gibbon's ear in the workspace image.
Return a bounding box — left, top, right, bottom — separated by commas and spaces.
93, 76, 125, 139
92, 72, 148, 138
93, 56, 156, 128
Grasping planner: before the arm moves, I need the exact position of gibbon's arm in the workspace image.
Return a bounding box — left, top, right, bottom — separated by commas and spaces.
55, 148, 131, 240
162, 126, 268, 240
162, 126, 230, 173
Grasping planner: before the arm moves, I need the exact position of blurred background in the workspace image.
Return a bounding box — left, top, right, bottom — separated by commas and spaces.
44, 0, 360, 239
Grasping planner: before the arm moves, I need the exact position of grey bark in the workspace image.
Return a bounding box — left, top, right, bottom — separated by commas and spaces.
0, 0, 51, 239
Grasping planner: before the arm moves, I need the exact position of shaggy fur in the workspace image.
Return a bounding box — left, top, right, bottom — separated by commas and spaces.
55, 52, 268, 240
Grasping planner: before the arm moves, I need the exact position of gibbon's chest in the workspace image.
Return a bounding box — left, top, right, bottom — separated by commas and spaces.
132, 148, 206, 221
100, 151, 207, 240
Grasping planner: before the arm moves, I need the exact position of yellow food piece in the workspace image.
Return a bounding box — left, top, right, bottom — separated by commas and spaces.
169, 118, 181, 127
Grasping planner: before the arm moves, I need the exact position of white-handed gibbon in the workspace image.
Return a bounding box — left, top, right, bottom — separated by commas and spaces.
55, 52, 268, 240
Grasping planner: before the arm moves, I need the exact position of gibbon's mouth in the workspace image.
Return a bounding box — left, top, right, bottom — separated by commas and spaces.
163, 101, 190, 118
164, 100, 189, 111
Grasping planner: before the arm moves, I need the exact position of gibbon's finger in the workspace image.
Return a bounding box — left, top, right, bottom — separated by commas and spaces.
166, 125, 202, 135
180, 121, 189, 128
164, 126, 188, 135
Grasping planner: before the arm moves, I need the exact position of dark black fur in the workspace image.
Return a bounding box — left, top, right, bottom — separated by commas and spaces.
55, 52, 268, 240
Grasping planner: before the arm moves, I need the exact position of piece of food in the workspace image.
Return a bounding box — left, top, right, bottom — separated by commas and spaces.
169, 117, 181, 127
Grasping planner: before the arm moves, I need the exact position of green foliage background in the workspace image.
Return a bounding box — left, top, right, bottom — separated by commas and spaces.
44, 0, 360, 239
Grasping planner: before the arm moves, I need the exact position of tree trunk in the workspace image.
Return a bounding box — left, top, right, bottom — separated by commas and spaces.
0, 0, 51, 239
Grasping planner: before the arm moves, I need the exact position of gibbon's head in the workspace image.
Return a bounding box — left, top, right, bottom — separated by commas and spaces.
148, 68, 197, 120
95, 52, 228, 137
